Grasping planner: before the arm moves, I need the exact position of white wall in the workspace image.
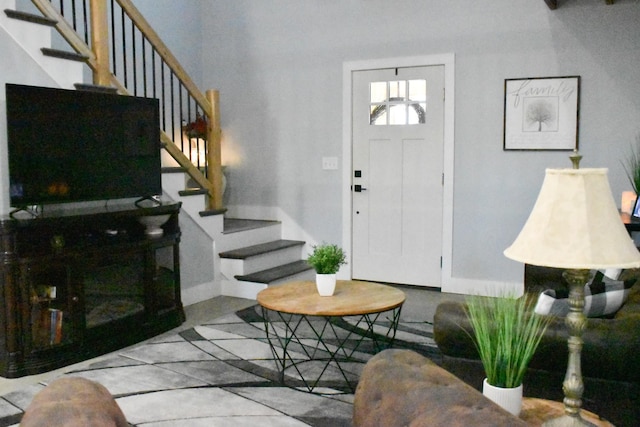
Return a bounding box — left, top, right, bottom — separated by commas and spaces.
0, 25, 60, 214
196, 0, 640, 291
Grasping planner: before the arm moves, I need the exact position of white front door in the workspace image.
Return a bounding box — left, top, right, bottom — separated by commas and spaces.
351, 65, 444, 287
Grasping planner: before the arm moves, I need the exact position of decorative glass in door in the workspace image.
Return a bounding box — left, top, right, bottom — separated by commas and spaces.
369, 79, 427, 125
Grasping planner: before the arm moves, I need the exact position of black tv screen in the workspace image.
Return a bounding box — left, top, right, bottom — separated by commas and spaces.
6, 83, 162, 207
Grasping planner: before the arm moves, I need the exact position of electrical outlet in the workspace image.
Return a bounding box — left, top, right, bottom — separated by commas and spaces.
322, 157, 338, 170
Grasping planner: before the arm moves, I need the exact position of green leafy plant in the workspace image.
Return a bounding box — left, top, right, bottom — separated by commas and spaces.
465, 294, 553, 389
622, 134, 640, 194
306, 243, 347, 274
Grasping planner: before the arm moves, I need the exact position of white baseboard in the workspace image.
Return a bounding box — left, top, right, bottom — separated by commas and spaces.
220, 279, 266, 300
181, 281, 220, 307
441, 277, 523, 297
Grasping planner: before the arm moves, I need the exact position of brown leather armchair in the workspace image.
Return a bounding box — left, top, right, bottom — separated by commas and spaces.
433, 265, 640, 427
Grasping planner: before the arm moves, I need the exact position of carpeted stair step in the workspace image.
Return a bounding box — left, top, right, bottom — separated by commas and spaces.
235, 260, 313, 284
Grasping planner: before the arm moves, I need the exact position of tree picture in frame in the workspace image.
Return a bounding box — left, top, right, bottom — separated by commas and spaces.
503, 76, 580, 151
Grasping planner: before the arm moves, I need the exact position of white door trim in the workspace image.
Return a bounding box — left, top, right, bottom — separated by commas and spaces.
341, 54, 455, 290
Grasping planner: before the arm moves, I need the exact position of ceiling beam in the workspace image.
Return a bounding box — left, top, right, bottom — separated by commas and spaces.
546, 0, 614, 9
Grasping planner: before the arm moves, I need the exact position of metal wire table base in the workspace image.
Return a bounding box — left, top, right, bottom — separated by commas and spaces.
261, 305, 403, 393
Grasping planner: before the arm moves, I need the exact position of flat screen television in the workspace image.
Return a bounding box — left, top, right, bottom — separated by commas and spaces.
5, 83, 162, 208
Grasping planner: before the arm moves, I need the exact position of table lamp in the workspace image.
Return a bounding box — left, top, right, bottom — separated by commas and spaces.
503, 153, 640, 427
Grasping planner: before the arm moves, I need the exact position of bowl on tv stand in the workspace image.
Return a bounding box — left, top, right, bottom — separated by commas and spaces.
137, 214, 170, 238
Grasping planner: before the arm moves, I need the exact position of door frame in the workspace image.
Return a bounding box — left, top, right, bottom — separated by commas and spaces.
341, 54, 455, 289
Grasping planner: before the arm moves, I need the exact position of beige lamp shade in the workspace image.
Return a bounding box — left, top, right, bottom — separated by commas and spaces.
504, 168, 640, 269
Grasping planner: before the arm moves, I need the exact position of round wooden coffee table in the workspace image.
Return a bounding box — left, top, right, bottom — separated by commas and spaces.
257, 280, 405, 392
520, 398, 614, 426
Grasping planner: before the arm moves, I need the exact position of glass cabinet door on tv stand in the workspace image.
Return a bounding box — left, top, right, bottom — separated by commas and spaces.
83, 251, 147, 331
22, 262, 80, 353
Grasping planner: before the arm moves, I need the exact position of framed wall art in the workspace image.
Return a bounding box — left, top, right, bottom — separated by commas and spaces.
503, 76, 580, 151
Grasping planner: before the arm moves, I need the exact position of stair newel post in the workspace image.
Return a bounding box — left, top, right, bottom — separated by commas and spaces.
89, 0, 110, 86
206, 89, 224, 211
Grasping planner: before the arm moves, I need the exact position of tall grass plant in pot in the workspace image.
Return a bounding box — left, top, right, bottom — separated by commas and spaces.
306, 243, 347, 296
465, 294, 554, 416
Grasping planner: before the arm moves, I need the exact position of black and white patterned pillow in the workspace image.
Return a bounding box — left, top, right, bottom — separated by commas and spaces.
534, 269, 635, 317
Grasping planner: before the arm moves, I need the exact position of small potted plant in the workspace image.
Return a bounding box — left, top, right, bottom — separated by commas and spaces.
306, 243, 347, 296
464, 294, 553, 416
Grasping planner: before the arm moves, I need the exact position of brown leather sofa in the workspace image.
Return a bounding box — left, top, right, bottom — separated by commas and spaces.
353, 349, 527, 427
20, 377, 127, 427
433, 265, 640, 427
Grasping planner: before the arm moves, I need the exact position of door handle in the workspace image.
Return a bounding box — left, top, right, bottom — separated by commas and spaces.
354, 185, 367, 192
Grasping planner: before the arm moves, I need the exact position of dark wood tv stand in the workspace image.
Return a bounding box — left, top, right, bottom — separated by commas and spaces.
0, 201, 184, 378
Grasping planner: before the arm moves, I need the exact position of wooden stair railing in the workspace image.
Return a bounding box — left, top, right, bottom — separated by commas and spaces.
29, 0, 223, 211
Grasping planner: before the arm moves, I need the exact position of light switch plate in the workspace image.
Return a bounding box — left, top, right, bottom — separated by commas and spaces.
322, 157, 338, 170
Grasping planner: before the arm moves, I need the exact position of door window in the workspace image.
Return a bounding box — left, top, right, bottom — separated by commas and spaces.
369, 79, 427, 125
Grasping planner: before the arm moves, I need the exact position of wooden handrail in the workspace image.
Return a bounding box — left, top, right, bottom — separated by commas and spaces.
90, 0, 110, 86
110, 0, 220, 210
206, 90, 223, 209
113, 0, 211, 118
30, 0, 96, 64
29, 0, 222, 211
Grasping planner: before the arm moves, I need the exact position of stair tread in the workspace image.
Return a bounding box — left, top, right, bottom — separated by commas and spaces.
74, 83, 118, 93
4, 9, 57, 26
199, 208, 227, 217
235, 260, 313, 284
223, 218, 280, 234
161, 167, 187, 174
41, 47, 89, 62
219, 239, 305, 260
178, 188, 208, 197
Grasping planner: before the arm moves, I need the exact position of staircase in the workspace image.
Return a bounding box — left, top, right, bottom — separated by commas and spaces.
219, 221, 314, 299
162, 173, 314, 300
2, 1, 313, 302
1, 5, 83, 89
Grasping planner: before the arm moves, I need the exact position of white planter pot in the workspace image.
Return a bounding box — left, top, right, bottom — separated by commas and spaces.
482, 378, 523, 416
315, 273, 336, 296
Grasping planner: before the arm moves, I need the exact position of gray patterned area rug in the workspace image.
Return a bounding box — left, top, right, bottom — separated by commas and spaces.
0, 305, 439, 427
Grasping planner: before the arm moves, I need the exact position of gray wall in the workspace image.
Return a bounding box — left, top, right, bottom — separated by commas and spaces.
196, 0, 640, 286
2, 1, 639, 290
132, 0, 204, 88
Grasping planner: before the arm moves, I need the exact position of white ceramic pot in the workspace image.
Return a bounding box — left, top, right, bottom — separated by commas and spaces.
137, 214, 170, 238
482, 378, 523, 416
315, 273, 336, 296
